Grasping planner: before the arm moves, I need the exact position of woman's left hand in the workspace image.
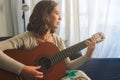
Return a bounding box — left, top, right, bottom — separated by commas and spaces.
85, 39, 96, 58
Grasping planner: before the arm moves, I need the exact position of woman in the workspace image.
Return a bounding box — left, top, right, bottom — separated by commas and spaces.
0, 0, 95, 80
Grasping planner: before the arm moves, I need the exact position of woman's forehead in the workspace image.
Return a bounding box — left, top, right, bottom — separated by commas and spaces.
53, 5, 60, 12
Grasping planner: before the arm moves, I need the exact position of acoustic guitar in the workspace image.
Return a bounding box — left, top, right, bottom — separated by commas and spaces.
0, 32, 105, 80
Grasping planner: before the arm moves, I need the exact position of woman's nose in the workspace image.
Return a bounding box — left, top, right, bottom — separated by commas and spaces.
59, 15, 62, 20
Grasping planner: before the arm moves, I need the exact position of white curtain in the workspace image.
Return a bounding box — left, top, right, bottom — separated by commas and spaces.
58, 0, 120, 58
58, 0, 81, 47
0, 0, 13, 36
10, 0, 25, 35
0, 0, 24, 36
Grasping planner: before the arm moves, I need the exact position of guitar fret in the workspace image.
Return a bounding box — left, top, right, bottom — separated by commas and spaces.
50, 56, 54, 64
54, 52, 60, 63
74, 44, 79, 51
78, 40, 87, 50
55, 54, 59, 64
60, 53, 64, 60
57, 52, 61, 61
66, 49, 74, 58
65, 49, 71, 57
50, 55, 54, 63
73, 45, 78, 52
62, 50, 68, 59
68, 48, 74, 55
53, 54, 57, 64
66, 47, 71, 55
55, 53, 59, 63
70, 46, 75, 54
77, 43, 82, 50
55, 52, 62, 63
59, 52, 64, 61
61, 51, 67, 60
54, 50, 69, 63
52, 55, 57, 64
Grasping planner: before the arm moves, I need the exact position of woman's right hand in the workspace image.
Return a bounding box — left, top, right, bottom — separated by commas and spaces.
20, 65, 43, 80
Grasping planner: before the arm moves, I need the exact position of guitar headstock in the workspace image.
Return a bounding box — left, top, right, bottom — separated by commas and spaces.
91, 32, 105, 43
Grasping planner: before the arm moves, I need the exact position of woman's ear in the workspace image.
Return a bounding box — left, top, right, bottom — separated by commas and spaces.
46, 15, 50, 23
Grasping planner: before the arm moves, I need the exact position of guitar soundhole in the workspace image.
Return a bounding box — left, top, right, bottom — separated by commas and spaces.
37, 57, 51, 72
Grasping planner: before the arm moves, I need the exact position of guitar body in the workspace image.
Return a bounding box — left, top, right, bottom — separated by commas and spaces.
0, 42, 66, 80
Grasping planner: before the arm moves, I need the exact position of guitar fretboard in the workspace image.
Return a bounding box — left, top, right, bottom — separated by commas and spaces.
48, 38, 89, 65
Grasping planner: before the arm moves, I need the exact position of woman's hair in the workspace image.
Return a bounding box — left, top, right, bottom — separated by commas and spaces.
27, 0, 58, 36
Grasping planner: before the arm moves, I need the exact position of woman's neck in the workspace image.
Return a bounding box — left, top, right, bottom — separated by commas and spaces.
36, 30, 54, 43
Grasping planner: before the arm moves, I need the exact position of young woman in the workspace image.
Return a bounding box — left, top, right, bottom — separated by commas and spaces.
0, 0, 95, 80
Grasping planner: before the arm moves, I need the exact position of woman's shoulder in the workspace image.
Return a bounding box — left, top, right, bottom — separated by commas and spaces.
52, 33, 62, 40
52, 33, 64, 43
6, 31, 36, 43
52, 33, 65, 50
52, 33, 59, 37
14, 31, 35, 39
22, 31, 34, 37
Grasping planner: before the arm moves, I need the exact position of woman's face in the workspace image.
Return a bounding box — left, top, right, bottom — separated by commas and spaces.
47, 5, 61, 31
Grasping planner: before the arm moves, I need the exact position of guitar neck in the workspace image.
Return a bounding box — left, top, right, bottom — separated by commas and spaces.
49, 38, 89, 65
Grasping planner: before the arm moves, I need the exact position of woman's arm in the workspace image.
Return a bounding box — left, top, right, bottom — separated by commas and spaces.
65, 39, 96, 70
0, 33, 43, 79
0, 35, 25, 74
0, 50, 25, 74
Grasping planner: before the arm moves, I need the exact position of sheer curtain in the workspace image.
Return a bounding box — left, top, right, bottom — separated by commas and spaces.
79, 0, 120, 58
0, 0, 24, 36
10, 0, 25, 35
0, 0, 13, 36
58, 0, 81, 47
58, 0, 120, 58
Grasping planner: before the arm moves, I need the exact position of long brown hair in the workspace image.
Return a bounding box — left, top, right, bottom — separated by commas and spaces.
27, 0, 58, 36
